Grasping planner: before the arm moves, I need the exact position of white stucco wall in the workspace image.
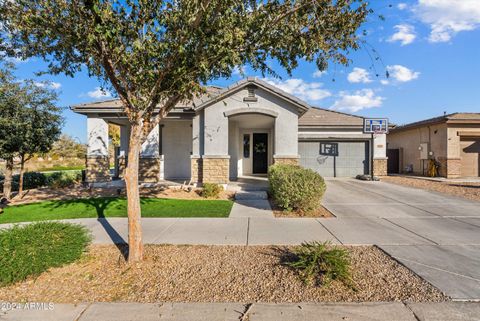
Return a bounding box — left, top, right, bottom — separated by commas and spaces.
87, 116, 109, 156
162, 120, 192, 179
141, 124, 160, 157
202, 87, 300, 157
373, 133, 387, 158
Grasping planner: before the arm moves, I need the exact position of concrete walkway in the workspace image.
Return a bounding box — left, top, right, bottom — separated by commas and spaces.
2, 302, 480, 321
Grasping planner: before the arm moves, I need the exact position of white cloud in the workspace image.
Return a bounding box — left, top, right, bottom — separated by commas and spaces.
387, 65, 420, 82
331, 89, 384, 112
87, 87, 112, 99
388, 24, 416, 45
262, 78, 331, 102
232, 65, 245, 76
34, 81, 62, 90
398, 3, 408, 10
380, 79, 390, 85
312, 70, 327, 78
414, 0, 480, 43
347, 67, 372, 83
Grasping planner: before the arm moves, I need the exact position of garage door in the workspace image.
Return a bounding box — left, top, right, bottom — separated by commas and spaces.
460, 138, 480, 177
299, 141, 369, 177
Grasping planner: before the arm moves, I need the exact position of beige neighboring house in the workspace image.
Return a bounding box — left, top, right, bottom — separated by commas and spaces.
387, 113, 480, 178
72, 78, 388, 185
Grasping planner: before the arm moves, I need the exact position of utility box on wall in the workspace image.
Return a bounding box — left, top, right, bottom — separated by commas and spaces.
419, 143, 429, 160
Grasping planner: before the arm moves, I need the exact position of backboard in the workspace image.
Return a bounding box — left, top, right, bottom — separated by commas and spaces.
363, 118, 389, 134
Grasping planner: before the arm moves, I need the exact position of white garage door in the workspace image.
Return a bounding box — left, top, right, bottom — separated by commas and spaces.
299, 141, 369, 177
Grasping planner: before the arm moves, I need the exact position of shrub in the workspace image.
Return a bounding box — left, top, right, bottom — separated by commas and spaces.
0, 170, 82, 192
0, 222, 91, 286
45, 171, 82, 188
268, 164, 326, 212
201, 183, 223, 198
0, 172, 49, 192
284, 241, 352, 287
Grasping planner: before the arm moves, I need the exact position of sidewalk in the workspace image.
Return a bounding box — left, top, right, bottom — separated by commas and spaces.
2, 302, 479, 321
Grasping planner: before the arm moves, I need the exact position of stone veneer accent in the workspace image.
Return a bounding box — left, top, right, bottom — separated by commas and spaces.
86, 156, 111, 182
202, 156, 229, 184
373, 158, 387, 177
190, 156, 203, 183
446, 158, 461, 179
117, 156, 127, 178
139, 157, 161, 182
273, 155, 299, 166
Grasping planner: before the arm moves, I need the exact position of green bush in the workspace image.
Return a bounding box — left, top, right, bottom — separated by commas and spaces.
45, 171, 82, 188
201, 183, 223, 198
0, 170, 82, 192
268, 164, 326, 212
0, 222, 91, 286
284, 241, 352, 287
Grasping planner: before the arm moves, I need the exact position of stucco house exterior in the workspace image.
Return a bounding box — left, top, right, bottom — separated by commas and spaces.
72, 78, 387, 185
387, 113, 480, 178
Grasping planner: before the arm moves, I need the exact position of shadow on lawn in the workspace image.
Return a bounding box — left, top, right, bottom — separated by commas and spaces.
43, 197, 129, 260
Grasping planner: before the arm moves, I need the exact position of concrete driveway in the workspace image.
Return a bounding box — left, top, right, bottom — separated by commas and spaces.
323, 178, 480, 300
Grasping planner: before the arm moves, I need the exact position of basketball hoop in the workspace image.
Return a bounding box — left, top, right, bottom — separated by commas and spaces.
363, 118, 389, 180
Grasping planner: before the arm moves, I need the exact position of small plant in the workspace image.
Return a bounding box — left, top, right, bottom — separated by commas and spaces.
284, 241, 353, 287
0, 222, 91, 286
201, 183, 223, 198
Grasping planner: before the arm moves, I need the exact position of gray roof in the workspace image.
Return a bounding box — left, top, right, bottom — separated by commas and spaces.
299, 107, 364, 127
391, 113, 480, 132
71, 78, 374, 128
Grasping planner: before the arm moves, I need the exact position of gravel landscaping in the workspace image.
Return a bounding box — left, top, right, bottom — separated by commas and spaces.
0, 245, 447, 303
272, 205, 334, 218
382, 176, 480, 202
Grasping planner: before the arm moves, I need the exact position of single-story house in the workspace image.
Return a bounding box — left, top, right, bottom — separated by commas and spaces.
72, 78, 387, 185
387, 113, 480, 178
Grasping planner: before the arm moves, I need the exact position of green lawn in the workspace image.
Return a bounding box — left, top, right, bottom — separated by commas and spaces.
0, 197, 233, 224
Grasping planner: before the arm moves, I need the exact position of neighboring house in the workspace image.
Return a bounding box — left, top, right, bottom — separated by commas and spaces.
72, 78, 387, 185
387, 113, 480, 178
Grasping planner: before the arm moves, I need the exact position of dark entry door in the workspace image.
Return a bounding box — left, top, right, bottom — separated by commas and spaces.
253, 133, 268, 174
387, 149, 400, 174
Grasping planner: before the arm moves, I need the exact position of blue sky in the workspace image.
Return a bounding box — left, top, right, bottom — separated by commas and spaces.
9, 0, 480, 143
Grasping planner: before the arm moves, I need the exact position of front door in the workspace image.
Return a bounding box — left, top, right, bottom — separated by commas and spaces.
253, 133, 268, 174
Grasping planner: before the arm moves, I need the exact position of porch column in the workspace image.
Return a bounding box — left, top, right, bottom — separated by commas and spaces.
86, 116, 110, 182
139, 124, 162, 182
273, 114, 299, 165
191, 114, 202, 184
117, 124, 130, 178
203, 108, 229, 185
373, 133, 388, 176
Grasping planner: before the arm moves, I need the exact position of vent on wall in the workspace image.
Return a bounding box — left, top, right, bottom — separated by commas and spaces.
243, 85, 258, 102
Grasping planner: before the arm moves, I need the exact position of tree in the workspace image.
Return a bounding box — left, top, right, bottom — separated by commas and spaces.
49, 134, 87, 159
0, 63, 23, 199
0, 64, 63, 198
1, 0, 371, 262
16, 80, 63, 196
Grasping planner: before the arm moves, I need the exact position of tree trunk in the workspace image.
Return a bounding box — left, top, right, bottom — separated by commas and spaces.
18, 154, 25, 197
124, 122, 144, 262
3, 158, 14, 200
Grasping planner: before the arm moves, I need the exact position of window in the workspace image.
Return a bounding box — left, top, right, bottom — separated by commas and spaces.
243, 134, 250, 158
